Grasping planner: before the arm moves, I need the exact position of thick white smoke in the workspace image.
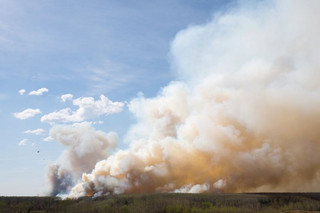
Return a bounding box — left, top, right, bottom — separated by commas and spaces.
48, 0, 320, 197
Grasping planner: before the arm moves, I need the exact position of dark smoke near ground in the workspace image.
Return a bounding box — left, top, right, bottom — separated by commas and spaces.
47, 164, 73, 196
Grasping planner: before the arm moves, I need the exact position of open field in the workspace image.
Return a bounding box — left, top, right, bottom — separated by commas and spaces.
1, 193, 320, 213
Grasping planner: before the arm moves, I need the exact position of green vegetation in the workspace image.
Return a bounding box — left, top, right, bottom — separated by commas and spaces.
1, 193, 320, 213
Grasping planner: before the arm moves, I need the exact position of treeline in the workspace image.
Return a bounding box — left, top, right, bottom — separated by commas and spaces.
1, 193, 320, 213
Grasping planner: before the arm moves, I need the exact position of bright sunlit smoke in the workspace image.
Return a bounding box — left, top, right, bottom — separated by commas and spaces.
47, 0, 320, 197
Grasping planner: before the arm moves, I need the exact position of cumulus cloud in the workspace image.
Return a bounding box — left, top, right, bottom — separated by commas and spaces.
14, 108, 41, 120
24, 128, 45, 135
18, 89, 26, 95
29, 88, 48, 96
18, 139, 28, 146
46, 122, 118, 195
93, 121, 104, 125
43, 136, 54, 142
60, 94, 73, 102
41, 95, 124, 124
44, 0, 320, 198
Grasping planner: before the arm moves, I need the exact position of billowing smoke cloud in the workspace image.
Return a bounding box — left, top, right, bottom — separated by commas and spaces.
49, 0, 320, 197
46, 122, 117, 195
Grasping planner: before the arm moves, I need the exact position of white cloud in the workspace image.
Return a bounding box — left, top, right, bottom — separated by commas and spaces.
18, 89, 26, 95
29, 88, 48, 96
14, 108, 41, 120
43, 136, 54, 142
41, 95, 124, 123
60, 94, 73, 102
24, 128, 45, 135
93, 121, 104, 125
18, 139, 28, 146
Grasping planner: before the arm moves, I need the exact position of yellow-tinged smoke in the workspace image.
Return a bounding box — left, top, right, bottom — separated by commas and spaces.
49, 0, 320, 197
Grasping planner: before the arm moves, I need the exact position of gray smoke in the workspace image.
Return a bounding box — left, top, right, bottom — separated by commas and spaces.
46, 122, 117, 195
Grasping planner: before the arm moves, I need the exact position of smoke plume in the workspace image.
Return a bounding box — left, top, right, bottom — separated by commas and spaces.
49, 0, 320, 197
46, 122, 117, 195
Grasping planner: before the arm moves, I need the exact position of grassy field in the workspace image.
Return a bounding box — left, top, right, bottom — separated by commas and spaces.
1, 193, 320, 213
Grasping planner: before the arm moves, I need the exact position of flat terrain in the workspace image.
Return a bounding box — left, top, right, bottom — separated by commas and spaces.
1, 193, 320, 213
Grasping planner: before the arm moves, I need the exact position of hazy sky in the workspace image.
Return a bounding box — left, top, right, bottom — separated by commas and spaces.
0, 0, 235, 196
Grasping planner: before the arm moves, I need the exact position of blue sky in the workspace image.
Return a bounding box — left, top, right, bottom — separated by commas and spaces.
0, 0, 236, 196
